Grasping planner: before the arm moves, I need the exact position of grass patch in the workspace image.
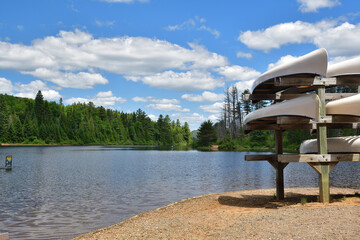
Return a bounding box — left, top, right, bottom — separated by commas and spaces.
300, 197, 307, 205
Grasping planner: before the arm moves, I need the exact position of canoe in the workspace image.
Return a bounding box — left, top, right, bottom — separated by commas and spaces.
251, 48, 328, 94
300, 136, 360, 153
244, 94, 320, 125
326, 93, 360, 117
327, 56, 360, 77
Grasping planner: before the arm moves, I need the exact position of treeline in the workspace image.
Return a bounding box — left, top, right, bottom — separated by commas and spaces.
0, 91, 192, 146
196, 85, 358, 151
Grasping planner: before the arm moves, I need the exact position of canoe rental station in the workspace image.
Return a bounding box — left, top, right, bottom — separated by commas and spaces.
244, 48, 360, 203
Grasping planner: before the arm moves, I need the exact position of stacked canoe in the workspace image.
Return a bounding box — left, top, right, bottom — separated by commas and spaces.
244, 48, 360, 202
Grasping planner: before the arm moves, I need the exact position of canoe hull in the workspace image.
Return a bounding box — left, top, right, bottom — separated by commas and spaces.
244, 94, 320, 125
300, 136, 360, 154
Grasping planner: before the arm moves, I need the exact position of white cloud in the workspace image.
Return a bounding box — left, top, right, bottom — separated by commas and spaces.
64, 91, 126, 106
146, 103, 190, 112
181, 91, 224, 102
208, 114, 219, 122
199, 102, 223, 114
313, 22, 360, 56
132, 96, 179, 104
13, 80, 62, 100
22, 68, 108, 89
166, 16, 220, 38
0, 77, 13, 94
127, 70, 223, 91
216, 65, 260, 82
198, 25, 220, 38
93, 91, 127, 106
0, 78, 62, 100
148, 114, 157, 121
171, 112, 206, 130
238, 20, 360, 57
95, 20, 115, 27
233, 80, 254, 93
298, 0, 340, 13
64, 97, 89, 104
236, 51, 252, 59
238, 20, 334, 52
0, 29, 228, 90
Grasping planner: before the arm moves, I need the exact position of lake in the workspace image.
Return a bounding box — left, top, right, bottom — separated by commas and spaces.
0, 146, 359, 239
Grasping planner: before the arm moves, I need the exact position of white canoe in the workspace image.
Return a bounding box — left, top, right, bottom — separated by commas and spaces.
244, 94, 320, 125
251, 48, 328, 94
326, 93, 360, 117
327, 56, 360, 77
300, 136, 360, 153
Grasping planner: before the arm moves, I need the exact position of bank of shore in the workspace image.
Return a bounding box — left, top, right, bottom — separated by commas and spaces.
74, 187, 360, 239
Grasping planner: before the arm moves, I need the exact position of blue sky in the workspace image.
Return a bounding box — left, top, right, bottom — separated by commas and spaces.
0, 0, 360, 130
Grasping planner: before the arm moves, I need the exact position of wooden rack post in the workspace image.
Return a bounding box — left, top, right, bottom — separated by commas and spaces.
269, 130, 288, 200
313, 86, 331, 203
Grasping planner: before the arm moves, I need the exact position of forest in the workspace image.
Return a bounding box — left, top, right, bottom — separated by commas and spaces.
1, 85, 358, 151
0, 91, 192, 146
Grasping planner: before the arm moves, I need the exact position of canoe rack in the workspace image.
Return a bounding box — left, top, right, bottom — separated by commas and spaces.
245, 75, 360, 203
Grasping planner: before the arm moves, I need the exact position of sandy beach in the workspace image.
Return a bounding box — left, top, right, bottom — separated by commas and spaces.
74, 187, 360, 239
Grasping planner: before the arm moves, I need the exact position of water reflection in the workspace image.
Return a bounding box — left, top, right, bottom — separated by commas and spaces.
0, 146, 359, 239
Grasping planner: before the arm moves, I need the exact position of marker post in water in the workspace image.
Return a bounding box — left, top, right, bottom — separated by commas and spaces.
5, 155, 12, 171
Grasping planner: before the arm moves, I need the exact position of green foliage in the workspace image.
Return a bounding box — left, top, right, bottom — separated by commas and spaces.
300, 197, 307, 205
197, 120, 217, 147
219, 130, 236, 150
0, 93, 192, 146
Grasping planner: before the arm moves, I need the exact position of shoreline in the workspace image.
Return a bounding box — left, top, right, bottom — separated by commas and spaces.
74, 187, 360, 239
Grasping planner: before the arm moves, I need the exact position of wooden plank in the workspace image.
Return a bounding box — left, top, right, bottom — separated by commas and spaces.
336, 75, 360, 86
275, 76, 337, 87
243, 93, 356, 101
245, 154, 277, 161
331, 115, 360, 123
274, 75, 360, 87
278, 154, 360, 163
245, 123, 314, 131
277, 116, 311, 124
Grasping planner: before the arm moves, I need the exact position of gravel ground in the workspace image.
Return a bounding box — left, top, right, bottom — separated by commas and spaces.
74, 187, 360, 240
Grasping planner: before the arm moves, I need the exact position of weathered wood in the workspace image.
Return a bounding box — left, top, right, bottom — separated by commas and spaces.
317, 86, 327, 154
243, 93, 356, 101
278, 154, 360, 163
275, 130, 287, 200
245, 154, 277, 161
308, 162, 337, 203
277, 116, 312, 124
245, 123, 314, 131
274, 75, 360, 87
275, 76, 336, 87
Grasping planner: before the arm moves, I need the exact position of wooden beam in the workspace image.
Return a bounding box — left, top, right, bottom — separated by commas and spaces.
274, 130, 287, 200
274, 75, 360, 87
245, 154, 277, 161
245, 123, 313, 131
243, 93, 356, 101
278, 154, 360, 163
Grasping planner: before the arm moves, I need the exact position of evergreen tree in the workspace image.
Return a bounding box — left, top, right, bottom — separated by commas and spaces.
34, 90, 44, 124
197, 120, 217, 146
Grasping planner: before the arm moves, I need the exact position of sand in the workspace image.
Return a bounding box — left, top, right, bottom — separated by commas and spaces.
74, 187, 360, 240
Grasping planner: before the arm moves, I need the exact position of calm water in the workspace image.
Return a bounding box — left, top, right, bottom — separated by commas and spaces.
0, 146, 359, 239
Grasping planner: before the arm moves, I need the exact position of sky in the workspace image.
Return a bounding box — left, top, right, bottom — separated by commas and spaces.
0, 0, 360, 130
